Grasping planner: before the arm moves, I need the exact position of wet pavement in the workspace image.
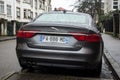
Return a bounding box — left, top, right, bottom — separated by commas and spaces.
102, 34, 120, 66
102, 34, 120, 79
0, 40, 21, 78
3, 58, 114, 80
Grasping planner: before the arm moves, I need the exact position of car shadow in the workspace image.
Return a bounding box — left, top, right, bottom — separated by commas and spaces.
23, 66, 101, 78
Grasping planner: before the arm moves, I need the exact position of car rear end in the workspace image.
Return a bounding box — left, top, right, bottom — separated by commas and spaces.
16, 12, 103, 74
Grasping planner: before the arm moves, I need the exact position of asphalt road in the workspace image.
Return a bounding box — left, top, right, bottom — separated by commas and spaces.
0, 40, 21, 78
0, 40, 114, 80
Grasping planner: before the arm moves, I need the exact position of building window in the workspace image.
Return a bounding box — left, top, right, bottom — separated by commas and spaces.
42, 0, 45, 9
16, 7, 20, 18
113, 2, 118, 5
113, 6, 118, 9
0, 1, 4, 13
23, 9, 33, 19
28, 10, 31, 19
7, 5, 11, 16
39, 0, 42, 9
24, 9, 27, 18
35, 0, 37, 9
31, 11, 33, 19
43, 0, 45, 5
35, 12, 37, 17
30, 0, 33, 7
113, 0, 118, 9
39, 0, 44, 9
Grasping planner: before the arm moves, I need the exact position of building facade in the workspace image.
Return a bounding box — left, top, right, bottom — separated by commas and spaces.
0, 0, 51, 36
103, 0, 120, 13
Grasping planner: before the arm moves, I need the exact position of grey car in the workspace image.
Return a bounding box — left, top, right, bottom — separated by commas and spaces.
16, 11, 104, 75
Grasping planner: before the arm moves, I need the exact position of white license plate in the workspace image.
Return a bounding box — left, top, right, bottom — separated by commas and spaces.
40, 35, 69, 44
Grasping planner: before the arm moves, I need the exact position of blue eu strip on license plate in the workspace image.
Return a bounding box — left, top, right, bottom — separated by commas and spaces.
66, 37, 69, 44
40, 35, 43, 42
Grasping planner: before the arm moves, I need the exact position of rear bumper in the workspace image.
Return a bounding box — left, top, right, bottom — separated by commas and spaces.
16, 48, 102, 69
18, 57, 98, 69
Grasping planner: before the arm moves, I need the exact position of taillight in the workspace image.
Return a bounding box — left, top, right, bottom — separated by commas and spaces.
71, 33, 101, 42
17, 30, 36, 38
86, 34, 101, 42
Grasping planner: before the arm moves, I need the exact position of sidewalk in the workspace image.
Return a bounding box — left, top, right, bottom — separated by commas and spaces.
102, 34, 120, 79
0, 36, 16, 42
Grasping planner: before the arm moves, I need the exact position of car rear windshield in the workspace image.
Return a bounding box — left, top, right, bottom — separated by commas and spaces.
35, 13, 89, 24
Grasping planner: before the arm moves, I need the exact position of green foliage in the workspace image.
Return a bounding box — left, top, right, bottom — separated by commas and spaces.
77, 0, 101, 16
100, 13, 112, 21
100, 10, 119, 22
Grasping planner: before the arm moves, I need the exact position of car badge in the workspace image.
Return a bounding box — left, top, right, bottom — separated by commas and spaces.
51, 27, 59, 31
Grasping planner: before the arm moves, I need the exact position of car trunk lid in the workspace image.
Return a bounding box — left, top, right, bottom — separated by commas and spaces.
17, 23, 100, 51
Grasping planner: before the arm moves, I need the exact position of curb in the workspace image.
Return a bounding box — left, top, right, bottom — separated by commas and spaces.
0, 38, 16, 42
104, 48, 120, 80
0, 72, 17, 80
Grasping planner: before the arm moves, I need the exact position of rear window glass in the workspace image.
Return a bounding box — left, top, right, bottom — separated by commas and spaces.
35, 13, 89, 24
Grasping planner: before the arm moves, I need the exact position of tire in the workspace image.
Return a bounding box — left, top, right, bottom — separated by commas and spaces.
18, 59, 34, 71
20, 64, 28, 70
20, 64, 35, 72
93, 60, 102, 76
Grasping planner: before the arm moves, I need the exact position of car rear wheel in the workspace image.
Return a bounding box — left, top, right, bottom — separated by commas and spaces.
20, 64, 27, 70
20, 64, 35, 72
19, 61, 34, 71
92, 59, 102, 76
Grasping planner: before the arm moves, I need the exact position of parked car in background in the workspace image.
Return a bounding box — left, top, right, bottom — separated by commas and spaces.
16, 11, 104, 76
